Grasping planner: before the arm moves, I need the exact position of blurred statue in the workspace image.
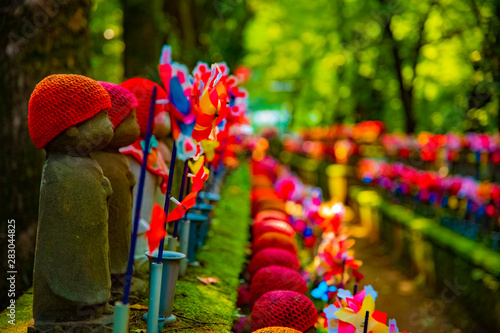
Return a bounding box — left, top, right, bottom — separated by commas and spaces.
91, 82, 140, 298
120, 78, 170, 262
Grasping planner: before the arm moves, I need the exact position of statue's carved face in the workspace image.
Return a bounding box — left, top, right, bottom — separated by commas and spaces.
153, 110, 171, 139
45, 110, 114, 156
106, 109, 140, 149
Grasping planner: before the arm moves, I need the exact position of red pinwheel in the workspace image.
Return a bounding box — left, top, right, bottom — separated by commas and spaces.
166, 160, 209, 223
192, 63, 228, 142
166, 192, 198, 223
145, 204, 167, 254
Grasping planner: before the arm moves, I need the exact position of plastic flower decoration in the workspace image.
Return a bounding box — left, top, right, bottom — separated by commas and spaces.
201, 139, 220, 162
188, 155, 210, 189
191, 62, 228, 142
158, 45, 198, 161
140, 135, 158, 154
315, 249, 362, 284
388, 319, 399, 333
336, 288, 353, 301
324, 302, 341, 333
312, 281, 338, 301
319, 202, 346, 233
275, 174, 299, 201
334, 291, 388, 333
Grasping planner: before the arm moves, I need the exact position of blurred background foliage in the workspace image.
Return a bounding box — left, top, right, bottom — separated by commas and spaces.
242, 0, 500, 133
90, 0, 500, 134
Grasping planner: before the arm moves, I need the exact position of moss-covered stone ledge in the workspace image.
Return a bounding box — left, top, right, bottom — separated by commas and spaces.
0, 164, 250, 333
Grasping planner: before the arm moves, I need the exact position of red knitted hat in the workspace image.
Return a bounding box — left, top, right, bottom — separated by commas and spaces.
252, 175, 274, 188
254, 211, 288, 224
28, 74, 112, 149
253, 232, 297, 255
252, 199, 287, 217
250, 266, 307, 307
98, 81, 138, 129
251, 188, 280, 202
252, 327, 302, 333
248, 248, 300, 276
120, 78, 167, 137
251, 290, 318, 331
253, 220, 296, 239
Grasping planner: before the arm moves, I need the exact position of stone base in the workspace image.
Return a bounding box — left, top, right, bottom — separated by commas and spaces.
28, 314, 114, 333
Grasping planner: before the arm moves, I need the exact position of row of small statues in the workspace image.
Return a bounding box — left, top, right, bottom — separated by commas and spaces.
28, 74, 174, 323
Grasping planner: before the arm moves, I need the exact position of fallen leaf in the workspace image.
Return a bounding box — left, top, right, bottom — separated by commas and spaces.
130, 303, 148, 310
197, 277, 220, 285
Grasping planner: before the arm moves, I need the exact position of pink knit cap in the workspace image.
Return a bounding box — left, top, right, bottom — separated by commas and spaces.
98, 81, 138, 129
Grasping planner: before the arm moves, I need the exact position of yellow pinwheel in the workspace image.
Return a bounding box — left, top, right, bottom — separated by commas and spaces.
334, 295, 388, 333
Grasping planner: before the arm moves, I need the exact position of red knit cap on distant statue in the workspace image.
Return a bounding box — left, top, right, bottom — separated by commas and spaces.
98, 81, 138, 129
252, 199, 287, 217
252, 327, 302, 333
121, 78, 167, 137
254, 211, 288, 224
248, 248, 300, 276
250, 266, 307, 307
251, 290, 318, 331
251, 188, 280, 202
253, 220, 296, 239
253, 232, 298, 255
28, 74, 112, 149
252, 175, 274, 188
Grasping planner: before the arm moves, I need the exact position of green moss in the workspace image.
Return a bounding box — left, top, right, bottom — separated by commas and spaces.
0, 164, 251, 333
161, 164, 251, 332
0, 289, 33, 332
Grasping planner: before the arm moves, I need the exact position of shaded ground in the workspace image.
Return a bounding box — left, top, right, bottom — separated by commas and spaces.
353, 237, 462, 333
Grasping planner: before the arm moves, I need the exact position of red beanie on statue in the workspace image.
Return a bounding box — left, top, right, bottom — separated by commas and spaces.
98, 81, 138, 129
250, 265, 307, 307
251, 290, 318, 331
28, 74, 112, 149
252, 328, 302, 333
120, 78, 167, 137
248, 248, 300, 276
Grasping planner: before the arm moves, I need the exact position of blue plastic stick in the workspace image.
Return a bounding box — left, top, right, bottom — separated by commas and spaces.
122, 86, 157, 305
156, 143, 178, 264
363, 311, 369, 333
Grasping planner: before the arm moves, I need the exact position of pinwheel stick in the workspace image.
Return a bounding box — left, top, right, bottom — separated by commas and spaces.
353, 284, 358, 295
156, 143, 178, 264
339, 258, 346, 289
172, 160, 190, 238
170, 197, 181, 205
363, 311, 369, 333
122, 86, 157, 305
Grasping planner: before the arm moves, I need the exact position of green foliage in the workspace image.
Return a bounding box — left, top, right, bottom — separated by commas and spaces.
90, 0, 124, 83
163, 0, 249, 70
243, 0, 500, 133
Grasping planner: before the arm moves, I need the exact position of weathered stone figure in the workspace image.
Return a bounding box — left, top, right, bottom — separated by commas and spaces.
28, 74, 114, 323
120, 78, 170, 260
91, 82, 140, 297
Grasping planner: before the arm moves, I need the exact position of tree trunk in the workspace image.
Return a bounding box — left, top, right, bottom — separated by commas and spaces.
0, 0, 92, 309
121, 0, 163, 78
